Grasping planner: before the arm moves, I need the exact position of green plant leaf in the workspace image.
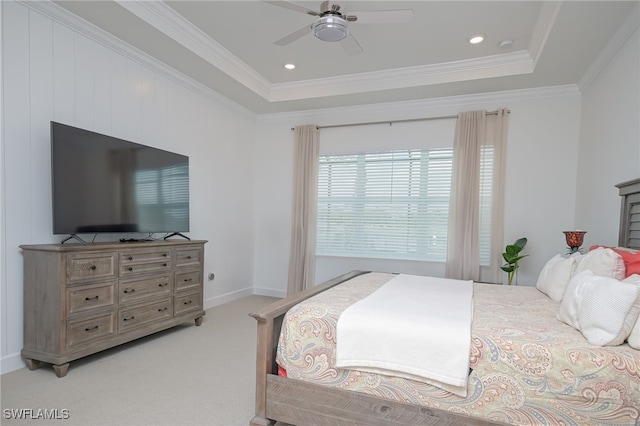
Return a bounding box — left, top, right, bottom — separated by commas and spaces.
508, 255, 528, 264
505, 245, 521, 256
514, 237, 527, 250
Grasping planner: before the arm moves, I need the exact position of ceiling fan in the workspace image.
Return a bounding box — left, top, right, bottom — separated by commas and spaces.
264, 1, 414, 56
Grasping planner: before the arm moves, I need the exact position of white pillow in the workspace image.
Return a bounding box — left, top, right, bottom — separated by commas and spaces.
558, 270, 640, 346
623, 274, 640, 349
536, 254, 581, 301
574, 247, 625, 279
557, 270, 591, 328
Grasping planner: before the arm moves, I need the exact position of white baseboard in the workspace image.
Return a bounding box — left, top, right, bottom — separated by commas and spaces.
252, 287, 286, 298
202, 287, 284, 310
203, 288, 254, 310
2, 352, 26, 375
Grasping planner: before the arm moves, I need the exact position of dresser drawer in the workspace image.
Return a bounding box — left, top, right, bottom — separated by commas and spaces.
67, 253, 116, 283
67, 282, 115, 315
174, 292, 202, 316
176, 248, 201, 267
118, 299, 172, 333
120, 259, 171, 277
120, 250, 171, 266
67, 313, 115, 348
175, 270, 201, 292
119, 275, 172, 304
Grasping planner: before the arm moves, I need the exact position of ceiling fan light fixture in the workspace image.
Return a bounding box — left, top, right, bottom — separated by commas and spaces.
312, 15, 348, 42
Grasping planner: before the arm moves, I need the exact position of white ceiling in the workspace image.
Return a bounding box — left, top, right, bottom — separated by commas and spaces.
53, 1, 639, 114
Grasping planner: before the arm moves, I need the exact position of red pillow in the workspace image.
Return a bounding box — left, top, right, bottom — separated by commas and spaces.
589, 245, 640, 277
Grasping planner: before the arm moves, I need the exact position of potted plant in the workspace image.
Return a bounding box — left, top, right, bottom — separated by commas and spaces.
501, 237, 528, 285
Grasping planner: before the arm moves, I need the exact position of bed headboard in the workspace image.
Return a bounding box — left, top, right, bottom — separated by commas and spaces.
616, 178, 640, 249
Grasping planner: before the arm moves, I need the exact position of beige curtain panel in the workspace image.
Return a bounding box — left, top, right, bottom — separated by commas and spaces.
287, 125, 319, 295
446, 109, 508, 282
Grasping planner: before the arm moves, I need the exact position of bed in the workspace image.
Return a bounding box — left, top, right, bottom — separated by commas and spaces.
250, 180, 640, 426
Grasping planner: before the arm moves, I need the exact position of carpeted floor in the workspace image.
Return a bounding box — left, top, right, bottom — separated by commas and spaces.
1, 295, 279, 426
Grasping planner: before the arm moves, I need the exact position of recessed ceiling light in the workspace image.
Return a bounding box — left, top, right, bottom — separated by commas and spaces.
468, 34, 485, 45
284, 63, 296, 70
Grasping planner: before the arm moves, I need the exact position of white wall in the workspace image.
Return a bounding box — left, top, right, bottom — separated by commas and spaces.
253, 87, 583, 295
1, 1, 256, 373
575, 26, 640, 244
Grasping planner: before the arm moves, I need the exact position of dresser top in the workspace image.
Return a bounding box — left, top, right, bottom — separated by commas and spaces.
20, 239, 207, 252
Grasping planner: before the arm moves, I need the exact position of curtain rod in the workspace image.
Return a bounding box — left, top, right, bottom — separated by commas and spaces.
291, 109, 509, 131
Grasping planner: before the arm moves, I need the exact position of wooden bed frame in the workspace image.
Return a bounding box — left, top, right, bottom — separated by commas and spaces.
250, 270, 504, 426
250, 179, 639, 426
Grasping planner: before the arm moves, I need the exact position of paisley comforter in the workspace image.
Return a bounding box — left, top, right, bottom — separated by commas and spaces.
276, 272, 640, 426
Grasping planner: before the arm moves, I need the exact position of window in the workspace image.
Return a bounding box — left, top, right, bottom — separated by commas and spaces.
317, 148, 493, 263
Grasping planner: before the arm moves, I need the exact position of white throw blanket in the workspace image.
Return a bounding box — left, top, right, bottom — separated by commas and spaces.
335, 274, 474, 397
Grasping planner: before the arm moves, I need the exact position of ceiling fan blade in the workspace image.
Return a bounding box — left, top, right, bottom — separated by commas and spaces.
348, 9, 414, 24
263, 1, 319, 16
274, 24, 311, 46
340, 33, 363, 56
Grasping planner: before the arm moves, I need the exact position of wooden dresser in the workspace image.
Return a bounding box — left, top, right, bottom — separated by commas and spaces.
20, 239, 206, 377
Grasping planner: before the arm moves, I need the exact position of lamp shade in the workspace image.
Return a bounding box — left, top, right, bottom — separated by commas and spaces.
312, 16, 348, 42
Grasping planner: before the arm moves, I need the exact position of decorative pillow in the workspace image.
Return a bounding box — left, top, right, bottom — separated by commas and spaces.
557, 270, 591, 328
536, 254, 581, 301
574, 247, 625, 279
558, 270, 640, 346
588, 245, 640, 277
614, 248, 640, 277
623, 274, 640, 349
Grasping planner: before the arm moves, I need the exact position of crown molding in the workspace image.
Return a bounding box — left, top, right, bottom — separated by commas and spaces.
528, 1, 562, 68
577, 3, 640, 93
115, 0, 272, 100
269, 51, 534, 102
18, 0, 255, 118
258, 84, 581, 123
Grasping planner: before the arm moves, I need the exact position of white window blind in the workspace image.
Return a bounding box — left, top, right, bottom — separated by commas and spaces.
317, 149, 451, 261
135, 164, 189, 231
317, 148, 493, 263
479, 146, 494, 265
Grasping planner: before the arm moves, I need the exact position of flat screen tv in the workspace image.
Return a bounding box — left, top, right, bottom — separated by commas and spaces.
51, 121, 189, 236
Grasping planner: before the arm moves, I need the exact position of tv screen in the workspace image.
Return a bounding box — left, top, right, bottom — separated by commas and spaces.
51, 122, 189, 235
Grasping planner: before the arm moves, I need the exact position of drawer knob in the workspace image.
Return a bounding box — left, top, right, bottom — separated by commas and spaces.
163, 253, 168, 257
158, 307, 168, 312
85, 295, 99, 301
90, 265, 97, 270
158, 283, 168, 287
85, 325, 99, 332
187, 255, 192, 259
162, 263, 167, 267
128, 267, 133, 271
123, 316, 135, 322
128, 256, 133, 261
183, 300, 193, 305
184, 278, 192, 282
123, 289, 135, 294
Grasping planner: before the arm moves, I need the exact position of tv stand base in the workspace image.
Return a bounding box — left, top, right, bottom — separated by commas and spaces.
164, 232, 190, 241
60, 234, 87, 244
